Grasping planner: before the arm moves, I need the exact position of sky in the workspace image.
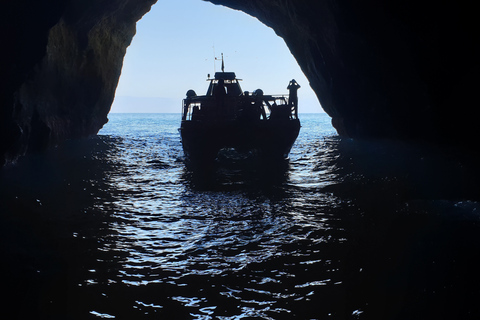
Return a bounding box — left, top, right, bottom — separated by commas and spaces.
111, 0, 324, 113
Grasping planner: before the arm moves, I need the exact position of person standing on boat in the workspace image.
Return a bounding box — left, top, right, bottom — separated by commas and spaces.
213, 78, 227, 118
287, 79, 300, 119
183, 89, 196, 120
252, 89, 267, 120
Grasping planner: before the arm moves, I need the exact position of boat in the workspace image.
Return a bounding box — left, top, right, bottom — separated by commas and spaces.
179, 64, 301, 168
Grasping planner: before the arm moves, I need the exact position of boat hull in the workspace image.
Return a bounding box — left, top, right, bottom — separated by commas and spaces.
179, 119, 300, 166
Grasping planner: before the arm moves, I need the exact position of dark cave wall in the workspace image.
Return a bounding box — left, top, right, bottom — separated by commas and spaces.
1, 0, 478, 165
0, 0, 156, 165
208, 0, 478, 143
1, 1, 64, 163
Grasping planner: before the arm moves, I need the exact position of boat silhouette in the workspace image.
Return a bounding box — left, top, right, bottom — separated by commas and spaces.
179, 65, 300, 168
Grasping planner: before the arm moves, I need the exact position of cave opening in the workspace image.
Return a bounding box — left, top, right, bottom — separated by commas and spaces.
109, 0, 325, 116
3, 3, 480, 319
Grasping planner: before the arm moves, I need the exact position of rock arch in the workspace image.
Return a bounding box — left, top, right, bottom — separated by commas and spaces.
1, 0, 478, 164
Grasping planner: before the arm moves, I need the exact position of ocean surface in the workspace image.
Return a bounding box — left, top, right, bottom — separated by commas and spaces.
1, 113, 480, 319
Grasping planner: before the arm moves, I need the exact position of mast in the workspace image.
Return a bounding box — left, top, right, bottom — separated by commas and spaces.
221, 53, 224, 72
213, 50, 225, 73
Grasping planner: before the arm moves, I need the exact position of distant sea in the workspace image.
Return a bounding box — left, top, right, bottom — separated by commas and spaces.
1, 113, 480, 319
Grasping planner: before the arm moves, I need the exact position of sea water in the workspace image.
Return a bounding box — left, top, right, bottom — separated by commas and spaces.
1, 113, 480, 319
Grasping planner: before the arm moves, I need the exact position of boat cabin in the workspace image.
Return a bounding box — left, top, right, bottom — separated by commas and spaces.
182, 72, 298, 123
205, 72, 243, 97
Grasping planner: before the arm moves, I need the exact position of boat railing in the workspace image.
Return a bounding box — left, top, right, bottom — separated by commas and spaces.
182, 94, 298, 122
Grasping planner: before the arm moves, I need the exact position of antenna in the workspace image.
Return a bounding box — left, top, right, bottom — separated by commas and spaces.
213, 48, 225, 73
212, 45, 216, 72
221, 53, 224, 72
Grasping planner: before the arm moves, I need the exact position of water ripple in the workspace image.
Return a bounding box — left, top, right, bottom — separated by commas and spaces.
3, 114, 480, 319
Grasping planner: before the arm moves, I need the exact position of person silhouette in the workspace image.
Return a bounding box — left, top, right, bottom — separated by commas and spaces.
183, 89, 196, 120
287, 79, 300, 119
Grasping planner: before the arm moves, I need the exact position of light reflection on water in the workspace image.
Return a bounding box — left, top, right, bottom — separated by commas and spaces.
94, 131, 348, 319
1, 114, 480, 319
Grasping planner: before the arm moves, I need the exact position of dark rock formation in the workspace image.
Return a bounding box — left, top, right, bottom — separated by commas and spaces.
1, 0, 478, 165
1, 0, 155, 165
209, 0, 478, 145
